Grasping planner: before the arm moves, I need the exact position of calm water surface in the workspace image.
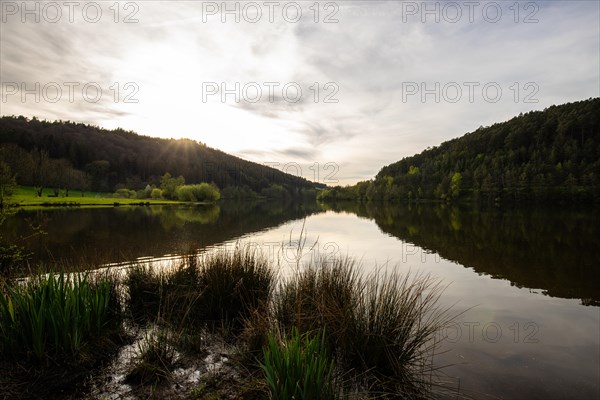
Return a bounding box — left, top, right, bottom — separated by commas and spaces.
6, 201, 600, 399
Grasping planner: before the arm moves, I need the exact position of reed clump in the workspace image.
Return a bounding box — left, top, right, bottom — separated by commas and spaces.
0, 271, 121, 363
268, 258, 453, 398
261, 328, 336, 400
195, 247, 274, 331
125, 247, 274, 333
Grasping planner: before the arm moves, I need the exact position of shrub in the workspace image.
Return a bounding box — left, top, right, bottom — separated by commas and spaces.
160, 173, 185, 199
194, 183, 220, 202
114, 188, 137, 198
0, 243, 28, 276
176, 185, 195, 202
175, 183, 221, 202
135, 185, 153, 199
150, 188, 162, 199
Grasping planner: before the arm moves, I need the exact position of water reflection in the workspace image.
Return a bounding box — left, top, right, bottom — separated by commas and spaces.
5, 200, 323, 270
5, 201, 600, 305
322, 202, 600, 306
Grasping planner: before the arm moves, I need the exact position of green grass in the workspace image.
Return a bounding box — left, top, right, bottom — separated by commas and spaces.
125, 248, 275, 333
0, 271, 121, 362
7, 185, 182, 207
261, 328, 335, 400
0, 247, 454, 398
125, 250, 453, 398
195, 247, 275, 332
271, 259, 454, 398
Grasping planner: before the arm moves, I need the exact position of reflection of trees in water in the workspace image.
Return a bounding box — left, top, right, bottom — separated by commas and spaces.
11, 200, 597, 305
327, 201, 600, 306
150, 205, 221, 231
9, 200, 324, 270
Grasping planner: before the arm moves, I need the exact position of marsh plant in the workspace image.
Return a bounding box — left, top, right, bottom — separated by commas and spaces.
121, 248, 454, 398
195, 247, 275, 331
126, 264, 165, 324
0, 271, 120, 363
126, 328, 177, 385
0, 244, 453, 398
125, 247, 275, 333
270, 258, 454, 398
261, 328, 336, 400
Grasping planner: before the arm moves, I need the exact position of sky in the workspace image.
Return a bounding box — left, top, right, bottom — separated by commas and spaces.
1, 0, 599, 185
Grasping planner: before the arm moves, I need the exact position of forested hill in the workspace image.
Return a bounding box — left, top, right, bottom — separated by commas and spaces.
365, 98, 599, 203
0, 116, 321, 194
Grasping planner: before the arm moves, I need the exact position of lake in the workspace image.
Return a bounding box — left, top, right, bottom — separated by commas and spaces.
5, 201, 600, 399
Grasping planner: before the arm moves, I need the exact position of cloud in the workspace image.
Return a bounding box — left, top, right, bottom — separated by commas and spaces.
1, 1, 598, 185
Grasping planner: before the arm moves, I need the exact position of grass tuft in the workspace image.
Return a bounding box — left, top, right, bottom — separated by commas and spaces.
126, 328, 177, 385
0, 271, 120, 363
125, 247, 275, 334
261, 328, 335, 400
126, 265, 164, 324
195, 246, 275, 332
271, 259, 453, 398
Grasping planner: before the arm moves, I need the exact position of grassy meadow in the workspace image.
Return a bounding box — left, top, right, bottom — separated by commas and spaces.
6, 186, 183, 207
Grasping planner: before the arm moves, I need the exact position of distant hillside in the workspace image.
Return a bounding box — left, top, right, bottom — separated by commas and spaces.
320, 98, 600, 203
376, 98, 600, 202
0, 116, 322, 195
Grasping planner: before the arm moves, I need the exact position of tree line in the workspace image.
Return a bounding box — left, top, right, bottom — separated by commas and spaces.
318, 98, 600, 204
0, 116, 322, 198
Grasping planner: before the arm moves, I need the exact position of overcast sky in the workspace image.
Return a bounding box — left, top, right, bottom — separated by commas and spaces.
1, 1, 598, 185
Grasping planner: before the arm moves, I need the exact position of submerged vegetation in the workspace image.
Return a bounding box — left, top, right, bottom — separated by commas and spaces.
0, 247, 455, 399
